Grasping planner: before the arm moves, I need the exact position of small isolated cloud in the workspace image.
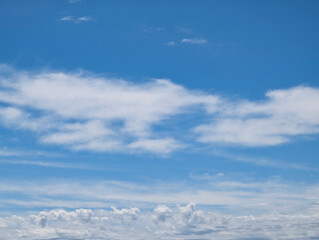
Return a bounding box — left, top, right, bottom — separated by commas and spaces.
59, 15, 73, 22
75, 16, 91, 23
69, 0, 81, 3
165, 41, 177, 46
181, 38, 208, 45
59, 15, 92, 23
143, 26, 166, 33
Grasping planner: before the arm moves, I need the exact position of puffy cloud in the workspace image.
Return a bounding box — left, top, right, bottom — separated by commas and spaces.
1, 203, 319, 239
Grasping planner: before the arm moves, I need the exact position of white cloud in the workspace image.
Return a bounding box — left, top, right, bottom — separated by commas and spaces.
165, 41, 177, 46
181, 38, 208, 45
195, 86, 319, 146
0, 178, 318, 213
0, 177, 319, 238
1, 202, 319, 239
1, 65, 319, 151
0, 159, 108, 171
143, 26, 165, 33
59, 15, 73, 22
75, 16, 91, 23
0, 65, 218, 154
59, 15, 92, 23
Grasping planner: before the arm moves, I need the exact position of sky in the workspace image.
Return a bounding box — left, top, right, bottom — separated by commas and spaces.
0, 0, 319, 239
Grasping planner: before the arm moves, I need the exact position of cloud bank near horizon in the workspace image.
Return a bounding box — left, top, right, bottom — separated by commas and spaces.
0, 64, 319, 154
1, 202, 319, 240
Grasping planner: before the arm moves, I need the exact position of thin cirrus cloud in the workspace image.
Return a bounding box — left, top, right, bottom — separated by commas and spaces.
0, 64, 319, 154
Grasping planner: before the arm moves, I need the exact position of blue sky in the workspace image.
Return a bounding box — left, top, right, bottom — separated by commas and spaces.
0, 1, 319, 239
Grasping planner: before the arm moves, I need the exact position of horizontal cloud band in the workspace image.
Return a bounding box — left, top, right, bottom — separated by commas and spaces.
0, 64, 319, 153
1, 203, 319, 239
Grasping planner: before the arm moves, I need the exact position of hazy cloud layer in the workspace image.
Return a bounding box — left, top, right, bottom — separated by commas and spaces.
0, 178, 318, 214
0, 65, 319, 153
1, 203, 319, 240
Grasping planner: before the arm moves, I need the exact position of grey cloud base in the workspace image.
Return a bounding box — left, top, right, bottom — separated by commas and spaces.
1, 203, 319, 240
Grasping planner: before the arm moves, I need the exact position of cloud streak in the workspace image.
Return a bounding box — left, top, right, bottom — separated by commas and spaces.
181, 38, 208, 45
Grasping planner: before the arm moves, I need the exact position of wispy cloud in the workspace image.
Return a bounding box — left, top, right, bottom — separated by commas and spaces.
0, 148, 20, 157
211, 151, 315, 170
69, 0, 81, 3
59, 15, 92, 23
165, 41, 177, 46
0, 159, 109, 171
181, 38, 208, 45
142, 26, 166, 33
0, 178, 317, 212
59, 15, 73, 22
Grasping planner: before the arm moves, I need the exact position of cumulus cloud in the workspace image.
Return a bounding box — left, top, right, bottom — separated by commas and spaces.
1, 203, 319, 239
1, 64, 319, 152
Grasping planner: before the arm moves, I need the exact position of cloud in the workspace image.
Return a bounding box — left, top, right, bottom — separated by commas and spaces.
1, 65, 319, 152
59, 16, 92, 23
0, 177, 319, 238
211, 151, 314, 170
0, 148, 20, 157
69, 0, 81, 3
181, 38, 208, 45
0, 65, 218, 154
59, 15, 73, 22
0, 159, 109, 171
0, 177, 318, 213
165, 41, 177, 46
1, 202, 319, 239
142, 26, 166, 33
194, 86, 319, 146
